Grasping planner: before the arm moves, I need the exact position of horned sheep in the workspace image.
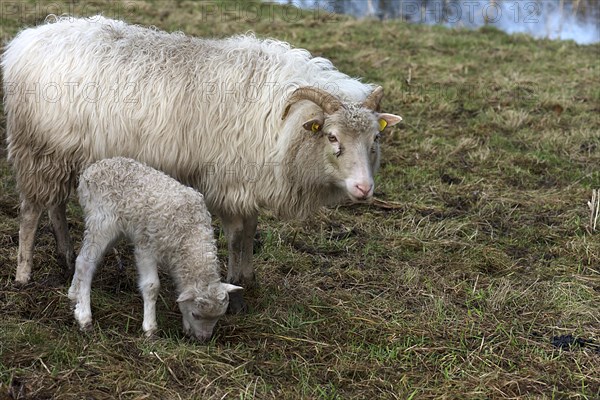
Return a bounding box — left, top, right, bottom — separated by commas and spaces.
2, 15, 402, 312
68, 157, 242, 341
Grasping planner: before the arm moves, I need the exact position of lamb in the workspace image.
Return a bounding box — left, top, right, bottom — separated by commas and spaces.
2, 15, 402, 312
68, 157, 242, 341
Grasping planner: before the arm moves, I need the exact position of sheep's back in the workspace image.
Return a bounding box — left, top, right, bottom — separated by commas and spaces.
79, 157, 213, 255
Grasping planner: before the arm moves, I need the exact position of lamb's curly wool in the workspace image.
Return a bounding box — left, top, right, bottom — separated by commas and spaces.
2, 16, 402, 310
78, 157, 217, 288
68, 157, 242, 341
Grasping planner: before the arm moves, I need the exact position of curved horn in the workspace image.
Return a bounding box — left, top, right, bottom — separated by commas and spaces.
362, 86, 384, 111
281, 87, 344, 120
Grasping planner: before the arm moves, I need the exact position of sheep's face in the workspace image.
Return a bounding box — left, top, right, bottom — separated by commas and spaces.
308, 106, 402, 202
177, 282, 243, 341
283, 86, 402, 204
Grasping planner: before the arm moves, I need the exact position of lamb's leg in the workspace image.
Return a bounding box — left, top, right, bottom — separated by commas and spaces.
135, 248, 160, 337
221, 213, 258, 314
48, 201, 75, 280
15, 200, 43, 284
68, 221, 114, 332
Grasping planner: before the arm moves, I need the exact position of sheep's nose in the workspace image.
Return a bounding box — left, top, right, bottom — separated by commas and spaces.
355, 183, 373, 198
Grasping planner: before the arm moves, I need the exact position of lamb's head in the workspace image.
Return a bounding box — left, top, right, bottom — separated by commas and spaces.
282, 86, 402, 202
176, 282, 243, 341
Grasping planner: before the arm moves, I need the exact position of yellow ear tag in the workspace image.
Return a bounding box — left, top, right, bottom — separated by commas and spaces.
378, 118, 388, 132
311, 123, 321, 132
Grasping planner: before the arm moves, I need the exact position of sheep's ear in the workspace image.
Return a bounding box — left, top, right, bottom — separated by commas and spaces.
302, 119, 323, 133
222, 283, 243, 293
378, 113, 403, 131
177, 290, 196, 303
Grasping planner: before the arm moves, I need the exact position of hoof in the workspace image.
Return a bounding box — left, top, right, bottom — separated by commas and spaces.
58, 253, 76, 281
227, 290, 248, 314
144, 329, 158, 339
14, 274, 31, 286
13, 279, 30, 288
144, 334, 159, 343
79, 322, 93, 333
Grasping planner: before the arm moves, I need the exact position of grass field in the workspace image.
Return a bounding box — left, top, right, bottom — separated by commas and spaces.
1, 1, 599, 398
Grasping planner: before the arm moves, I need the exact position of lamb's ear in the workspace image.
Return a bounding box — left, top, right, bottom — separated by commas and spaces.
177, 290, 196, 303
222, 283, 243, 293
377, 113, 403, 131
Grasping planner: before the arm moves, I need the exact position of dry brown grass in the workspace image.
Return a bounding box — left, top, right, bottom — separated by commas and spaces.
1, 1, 599, 399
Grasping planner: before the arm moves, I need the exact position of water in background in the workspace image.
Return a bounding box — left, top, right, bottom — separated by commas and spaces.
279, 0, 600, 44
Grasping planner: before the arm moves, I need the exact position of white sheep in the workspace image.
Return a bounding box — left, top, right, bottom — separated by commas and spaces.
2, 15, 402, 311
67, 157, 242, 341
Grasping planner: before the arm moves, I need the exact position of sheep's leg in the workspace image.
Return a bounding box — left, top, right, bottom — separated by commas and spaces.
68, 220, 114, 332
221, 213, 258, 314
69, 250, 99, 331
48, 201, 75, 280
15, 200, 44, 284
135, 248, 160, 337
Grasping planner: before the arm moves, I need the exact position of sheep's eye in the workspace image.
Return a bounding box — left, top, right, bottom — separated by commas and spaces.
192, 312, 202, 320
328, 134, 338, 143
374, 133, 381, 142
